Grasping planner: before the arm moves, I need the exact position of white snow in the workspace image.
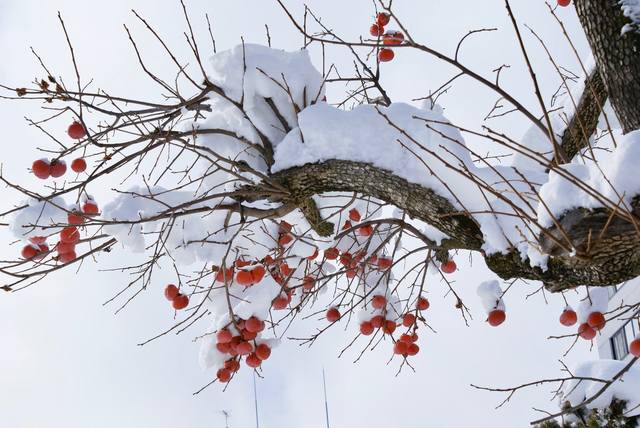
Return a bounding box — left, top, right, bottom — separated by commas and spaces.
621, 0, 640, 33
563, 359, 640, 417
206, 43, 324, 151
477, 280, 505, 313
10, 197, 70, 240
576, 287, 610, 323
537, 130, 640, 228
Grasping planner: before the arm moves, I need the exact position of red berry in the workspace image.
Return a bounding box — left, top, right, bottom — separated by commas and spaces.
229, 335, 242, 349
394, 341, 408, 355
215, 267, 234, 283
302, 275, 315, 291
255, 343, 271, 360
236, 270, 254, 286
340, 252, 353, 266
82, 201, 99, 215
70, 158, 87, 173
378, 48, 395, 62
58, 250, 77, 264
68, 121, 86, 139
224, 359, 240, 372
279, 221, 293, 233
49, 160, 67, 178
60, 226, 80, 244
406, 343, 420, 356
369, 23, 383, 37
29, 236, 47, 245
326, 307, 341, 322
217, 368, 232, 383
416, 296, 430, 311
382, 320, 396, 334
235, 259, 252, 268
358, 225, 373, 236
557, 0, 571, 6
578, 322, 597, 340
236, 341, 253, 356
217, 329, 233, 344
402, 313, 416, 327
280, 263, 293, 277
32, 159, 50, 179
242, 329, 258, 341
371, 315, 384, 328
376, 12, 390, 26
164, 284, 179, 301
279, 233, 293, 246
349, 208, 361, 222
246, 353, 262, 368
559, 309, 578, 327
440, 260, 457, 274
216, 342, 231, 354
227, 340, 240, 356
383, 31, 404, 45
67, 211, 84, 225
272, 294, 289, 310
487, 309, 506, 327
587, 311, 606, 331
371, 295, 386, 310
21, 244, 39, 259
32, 243, 48, 260
250, 266, 266, 284
324, 247, 339, 260
377, 257, 392, 270
630, 338, 640, 358
172, 294, 189, 310
56, 241, 75, 254
360, 321, 374, 336
399, 334, 413, 343
245, 317, 265, 333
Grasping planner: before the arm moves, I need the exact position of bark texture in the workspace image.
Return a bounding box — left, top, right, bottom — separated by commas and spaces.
559, 67, 607, 160
240, 160, 640, 291
575, 0, 640, 133
238, 1, 640, 293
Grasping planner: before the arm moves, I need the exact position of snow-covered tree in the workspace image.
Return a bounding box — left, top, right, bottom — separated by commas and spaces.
1, 0, 640, 424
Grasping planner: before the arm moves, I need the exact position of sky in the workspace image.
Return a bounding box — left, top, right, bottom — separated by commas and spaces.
0, 1, 597, 427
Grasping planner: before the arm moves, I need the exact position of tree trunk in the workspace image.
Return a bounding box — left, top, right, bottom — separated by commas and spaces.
575, 0, 640, 133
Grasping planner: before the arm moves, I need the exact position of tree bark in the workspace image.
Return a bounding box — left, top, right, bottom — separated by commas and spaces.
559, 67, 607, 160
575, 0, 640, 133
240, 160, 640, 291
237, 1, 640, 293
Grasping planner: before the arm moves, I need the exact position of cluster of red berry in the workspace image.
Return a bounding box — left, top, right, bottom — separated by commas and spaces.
214, 318, 272, 382
163, 284, 190, 310
31, 122, 88, 180
326, 208, 395, 278
355, 296, 429, 357
368, 12, 405, 63
557, 307, 607, 341
21, 199, 99, 264
560, 307, 640, 356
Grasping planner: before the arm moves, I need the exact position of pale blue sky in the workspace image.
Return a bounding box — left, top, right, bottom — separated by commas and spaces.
0, 1, 594, 427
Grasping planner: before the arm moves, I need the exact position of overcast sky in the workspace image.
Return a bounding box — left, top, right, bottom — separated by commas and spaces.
0, 1, 596, 427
